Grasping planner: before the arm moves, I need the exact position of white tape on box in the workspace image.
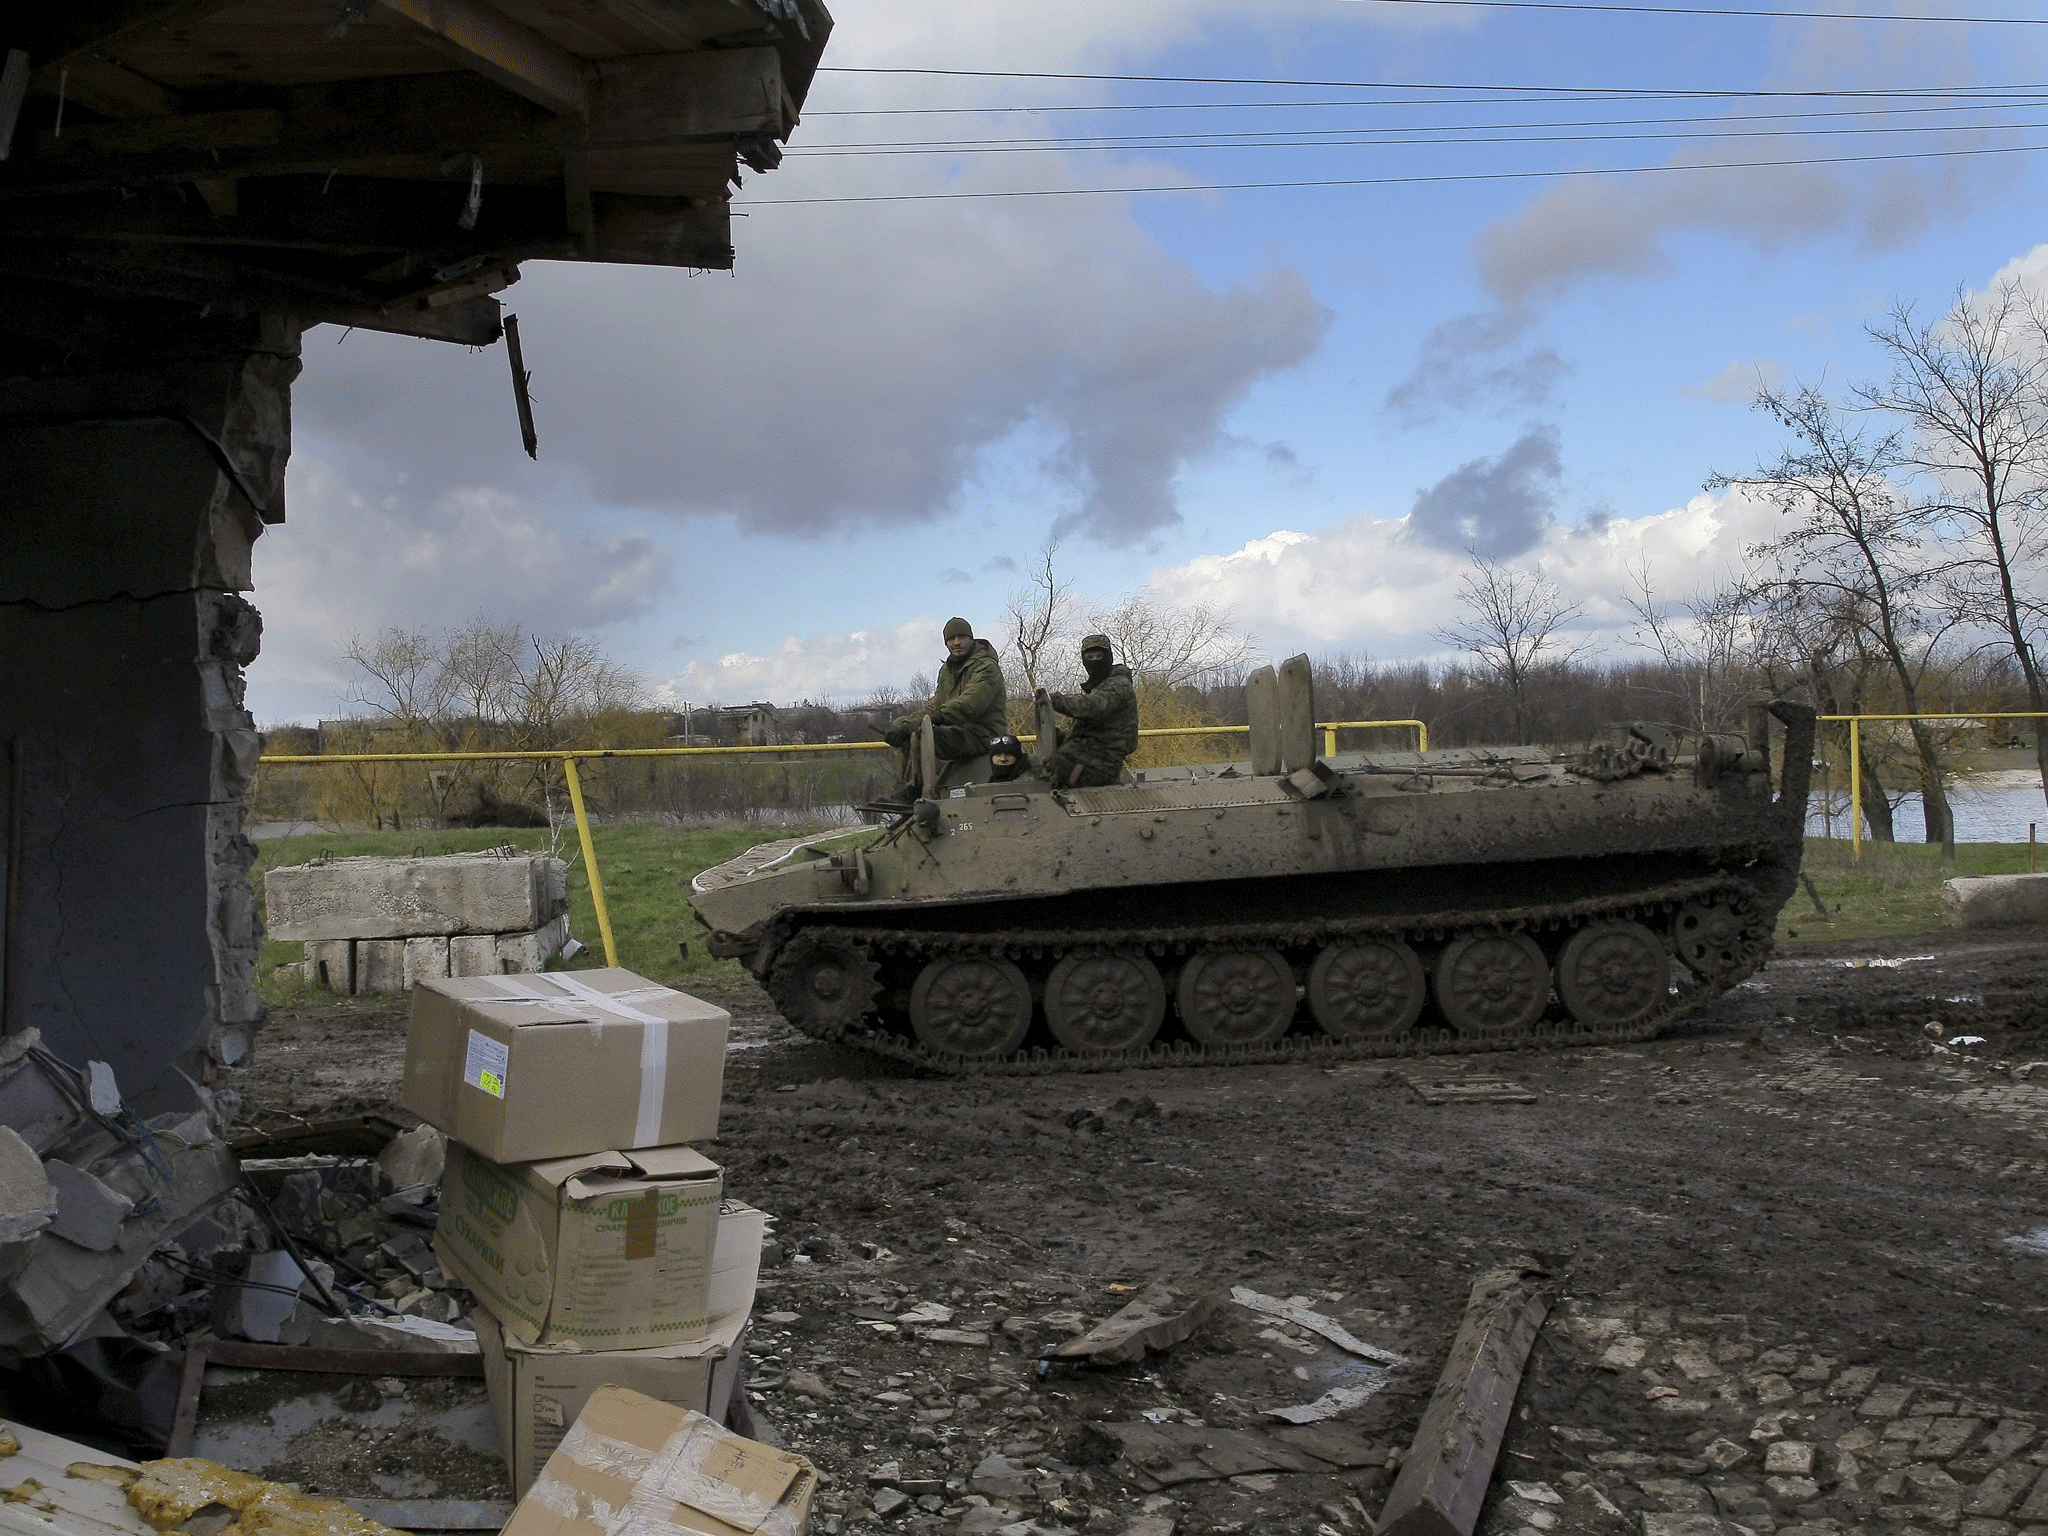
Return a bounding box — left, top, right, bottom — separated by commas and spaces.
481, 974, 672, 1145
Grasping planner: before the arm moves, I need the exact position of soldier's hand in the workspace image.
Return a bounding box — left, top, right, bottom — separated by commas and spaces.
883, 725, 912, 749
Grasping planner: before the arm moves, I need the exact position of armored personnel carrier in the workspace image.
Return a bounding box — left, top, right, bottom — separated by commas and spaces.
690, 657, 1816, 1072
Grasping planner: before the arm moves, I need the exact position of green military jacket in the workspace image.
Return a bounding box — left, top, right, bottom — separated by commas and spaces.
897, 639, 1009, 745
1050, 664, 1139, 774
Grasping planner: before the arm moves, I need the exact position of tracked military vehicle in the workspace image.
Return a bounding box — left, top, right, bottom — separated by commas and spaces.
690, 657, 1816, 1072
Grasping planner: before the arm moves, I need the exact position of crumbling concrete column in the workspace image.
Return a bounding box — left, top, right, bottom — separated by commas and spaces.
0, 315, 301, 1117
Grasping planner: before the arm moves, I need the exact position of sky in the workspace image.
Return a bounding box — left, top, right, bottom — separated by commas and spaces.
248, 0, 2048, 723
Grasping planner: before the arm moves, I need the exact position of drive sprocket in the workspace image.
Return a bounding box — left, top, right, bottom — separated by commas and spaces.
766, 932, 881, 1042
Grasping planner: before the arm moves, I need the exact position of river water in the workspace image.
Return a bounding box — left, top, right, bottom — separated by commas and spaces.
1808, 769, 2048, 844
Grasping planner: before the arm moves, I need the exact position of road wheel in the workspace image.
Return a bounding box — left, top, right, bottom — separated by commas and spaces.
1176, 948, 1297, 1046
1045, 952, 1167, 1053
910, 955, 1033, 1059
1434, 932, 1550, 1039
1556, 921, 1669, 1029
1307, 939, 1427, 1040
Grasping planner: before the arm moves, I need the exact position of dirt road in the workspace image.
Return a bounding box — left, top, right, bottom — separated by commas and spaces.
238, 929, 2048, 1536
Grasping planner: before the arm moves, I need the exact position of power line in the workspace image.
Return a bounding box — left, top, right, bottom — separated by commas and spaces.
791, 108, 2048, 154
808, 87, 2048, 115
818, 0, 2044, 47
741, 138, 2045, 205
821, 67, 2048, 91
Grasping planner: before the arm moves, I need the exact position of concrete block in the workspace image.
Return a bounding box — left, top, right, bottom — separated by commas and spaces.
448, 934, 501, 977
304, 939, 355, 992
495, 912, 571, 974
403, 936, 450, 988
225, 1250, 316, 1342
377, 1125, 446, 1191
0, 1128, 57, 1291
264, 852, 562, 940
43, 1159, 134, 1252
1942, 873, 2048, 929
356, 939, 407, 994
0, 1041, 86, 1155
542, 858, 569, 916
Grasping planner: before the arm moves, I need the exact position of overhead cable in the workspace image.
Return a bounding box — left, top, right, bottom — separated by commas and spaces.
741, 137, 2046, 204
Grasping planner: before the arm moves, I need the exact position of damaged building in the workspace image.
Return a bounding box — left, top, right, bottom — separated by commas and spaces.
0, 0, 829, 1360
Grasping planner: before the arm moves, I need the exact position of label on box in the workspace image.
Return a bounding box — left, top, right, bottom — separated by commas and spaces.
464, 1029, 510, 1098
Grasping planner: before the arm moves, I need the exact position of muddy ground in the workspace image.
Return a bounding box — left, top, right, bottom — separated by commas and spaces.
232, 931, 2048, 1536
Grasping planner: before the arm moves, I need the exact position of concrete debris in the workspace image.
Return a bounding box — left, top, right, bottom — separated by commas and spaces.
0, 1039, 89, 1156
0, 1094, 239, 1362
1107, 1421, 1325, 1489
372, 1127, 445, 1194
1228, 1287, 1405, 1365
1941, 872, 2048, 928
0, 1129, 58, 1275
1263, 1380, 1393, 1425
43, 1161, 135, 1253
1049, 1282, 1222, 1366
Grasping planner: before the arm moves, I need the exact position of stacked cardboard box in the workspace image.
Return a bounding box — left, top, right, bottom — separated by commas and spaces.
400, 968, 793, 1507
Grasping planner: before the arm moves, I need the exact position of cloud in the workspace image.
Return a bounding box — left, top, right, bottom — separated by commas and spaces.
288, 0, 1370, 549
939, 567, 973, 584
1383, 308, 1570, 425
302, 206, 1329, 546
1684, 359, 1787, 401
1406, 426, 1562, 558
980, 555, 1019, 574
1146, 486, 1784, 660
250, 455, 670, 721
656, 617, 947, 704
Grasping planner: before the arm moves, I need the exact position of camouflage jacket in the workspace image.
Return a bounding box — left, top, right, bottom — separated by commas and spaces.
896, 639, 1009, 744
1050, 664, 1139, 771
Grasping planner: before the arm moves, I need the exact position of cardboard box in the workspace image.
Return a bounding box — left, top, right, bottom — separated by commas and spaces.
477, 1203, 765, 1497
435, 1141, 723, 1349
502, 1385, 814, 1536
403, 969, 728, 1162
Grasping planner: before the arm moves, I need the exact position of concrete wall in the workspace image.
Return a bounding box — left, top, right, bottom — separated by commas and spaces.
0, 324, 299, 1115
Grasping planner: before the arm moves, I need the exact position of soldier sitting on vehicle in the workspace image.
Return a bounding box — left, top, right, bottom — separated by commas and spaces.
882, 617, 1009, 798
987, 734, 1027, 783
1036, 634, 1139, 788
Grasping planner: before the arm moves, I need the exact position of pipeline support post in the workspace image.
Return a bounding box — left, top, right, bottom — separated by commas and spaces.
560, 756, 618, 967
1850, 716, 1862, 863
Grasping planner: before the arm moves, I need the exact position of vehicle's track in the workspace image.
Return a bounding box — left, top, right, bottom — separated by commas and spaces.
764, 871, 1777, 1075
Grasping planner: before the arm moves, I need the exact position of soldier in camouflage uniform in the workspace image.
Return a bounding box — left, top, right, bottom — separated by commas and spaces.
883, 617, 1009, 796
1038, 634, 1138, 788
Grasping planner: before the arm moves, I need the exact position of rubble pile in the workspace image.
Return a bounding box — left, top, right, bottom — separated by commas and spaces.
0, 1030, 239, 1365
264, 850, 574, 993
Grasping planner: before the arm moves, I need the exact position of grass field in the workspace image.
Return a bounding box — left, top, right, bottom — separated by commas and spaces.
252, 822, 2041, 1005
1777, 837, 2042, 947
252, 821, 830, 1005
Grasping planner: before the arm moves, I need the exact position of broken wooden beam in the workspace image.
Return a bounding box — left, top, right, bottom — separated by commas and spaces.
1375, 1267, 1551, 1536
1049, 1281, 1222, 1366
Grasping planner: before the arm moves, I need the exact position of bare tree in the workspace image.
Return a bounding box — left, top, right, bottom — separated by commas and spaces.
1712, 384, 1959, 852
442, 613, 524, 724
1003, 540, 1077, 692
1432, 554, 1587, 744
1089, 593, 1258, 689
1864, 283, 2048, 811
342, 627, 457, 729
1622, 557, 1763, 735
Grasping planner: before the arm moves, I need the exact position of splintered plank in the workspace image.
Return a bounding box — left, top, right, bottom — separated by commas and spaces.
1376, 1268, 1552, 1536
1048, 1282, 1222, 1366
